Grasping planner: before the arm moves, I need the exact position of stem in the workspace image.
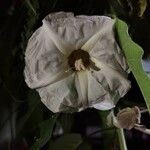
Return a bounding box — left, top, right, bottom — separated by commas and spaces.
134, 125, 150, 135
117, 129, 127, 150
140, 109, 148, 114
26, 0, 37, 15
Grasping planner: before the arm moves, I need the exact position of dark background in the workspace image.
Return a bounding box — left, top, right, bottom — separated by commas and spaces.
0, 0, 150, 150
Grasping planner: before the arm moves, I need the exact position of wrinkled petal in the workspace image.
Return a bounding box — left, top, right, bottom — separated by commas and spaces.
86, 19, 129, 74
37, 73, 79, 113
81, 16, 114, 52
75, 70, 116, 111
91, 57, 131, 98
24, 19, 72, 88
87, 71, 115, 110
43, 12, 113, 55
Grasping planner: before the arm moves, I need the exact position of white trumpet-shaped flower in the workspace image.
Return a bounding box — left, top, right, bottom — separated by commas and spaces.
24, 12, 131, 113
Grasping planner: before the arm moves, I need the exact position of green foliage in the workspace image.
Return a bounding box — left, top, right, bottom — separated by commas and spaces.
59, 113, 74, 134
31, 115, 58, 150
76, 141, 91, 150
21, 0, 39, 53
138, 0, 147, 17
16, 0, 41, 137
25, 0, 38, 15
48, 134, 83, 150
115, 18, 150, 112
108, 0, 148, 19
16, 90, 42, 135
99, 111, 117, 150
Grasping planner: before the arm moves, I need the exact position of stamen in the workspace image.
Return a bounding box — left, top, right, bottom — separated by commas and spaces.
68, 49, 90, 71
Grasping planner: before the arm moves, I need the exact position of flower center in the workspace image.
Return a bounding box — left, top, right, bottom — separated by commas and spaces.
68, 49, 90, 71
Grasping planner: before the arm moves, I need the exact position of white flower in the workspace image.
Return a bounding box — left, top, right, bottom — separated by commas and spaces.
24, 12, 131, 113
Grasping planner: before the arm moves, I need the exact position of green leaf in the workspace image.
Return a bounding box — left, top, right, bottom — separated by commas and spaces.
48, 134, 82, 150
115, 18, 150, 112
31, 114, 58, 150
25, 0, 37, 15
76, 141, 91, 150
59, 113, 74, 133
99, 111, 117, 150
99, 111, 127, 150
120, 0, 133, 15
16, 90, 41, 135
109, 0, 129, 17
138, 0, 147, 17
109, 0, 147, 19
21, 0, 39, 52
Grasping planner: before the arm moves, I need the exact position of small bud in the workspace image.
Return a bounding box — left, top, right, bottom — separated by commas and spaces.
116, 106, 141, 130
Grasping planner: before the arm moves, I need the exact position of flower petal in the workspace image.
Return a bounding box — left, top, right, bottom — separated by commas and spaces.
87, 19, 129, 74
81, 17, 114, 52
37, 73, 79, 113
43, 12, 113, 55
91, 57, 131, 98
87, 71, 115, 110
24, 27, 71, 88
